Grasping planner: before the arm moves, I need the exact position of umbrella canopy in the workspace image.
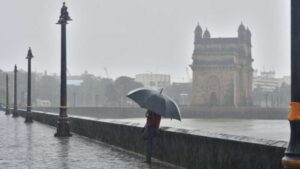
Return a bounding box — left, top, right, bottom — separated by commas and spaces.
127, 88, 181, 121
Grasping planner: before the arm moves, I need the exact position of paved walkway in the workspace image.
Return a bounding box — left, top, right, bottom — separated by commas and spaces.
0, 112, 179, 169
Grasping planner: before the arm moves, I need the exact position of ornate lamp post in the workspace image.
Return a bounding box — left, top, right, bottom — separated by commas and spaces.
25, 47, 33, 123
282, 1, 300, 168
5, 74, 9, 115
12, 65, 18, 118
54, 2, 72, 137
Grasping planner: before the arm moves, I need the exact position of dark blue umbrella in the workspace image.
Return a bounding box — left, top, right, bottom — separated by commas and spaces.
127, 88, 181, 121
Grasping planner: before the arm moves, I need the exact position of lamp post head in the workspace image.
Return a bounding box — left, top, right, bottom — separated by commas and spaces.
26, 47, 33, 59
14, 64, 17, 73
57, 2, 72, 24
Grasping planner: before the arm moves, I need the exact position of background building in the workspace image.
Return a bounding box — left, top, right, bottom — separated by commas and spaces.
252, 70, 281, 92
252, 70, 290, 108
135, 73, 171, 89
165, 82, 192, 105
190, 23, 253, 107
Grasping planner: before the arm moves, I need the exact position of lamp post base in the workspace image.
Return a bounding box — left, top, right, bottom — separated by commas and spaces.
5, 109, 10, 115
54, 117, 72, 137
24, 113, 33, 123
282, 156, 300, 169
282, 118, 300, 169
12, 110, 19, 118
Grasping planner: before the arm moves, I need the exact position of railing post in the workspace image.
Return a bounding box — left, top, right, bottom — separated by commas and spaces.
282, 1, 300, 168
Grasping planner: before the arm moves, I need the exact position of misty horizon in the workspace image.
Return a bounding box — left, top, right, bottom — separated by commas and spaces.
0, 0, 290, 82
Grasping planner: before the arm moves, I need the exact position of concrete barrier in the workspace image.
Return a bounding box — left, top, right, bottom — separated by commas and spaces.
181, 106, 289, 119
29, 106, 289, 120
18, 110, 287, 169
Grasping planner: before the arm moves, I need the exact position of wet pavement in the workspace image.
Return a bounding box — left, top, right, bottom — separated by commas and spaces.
0, 112, 180, 169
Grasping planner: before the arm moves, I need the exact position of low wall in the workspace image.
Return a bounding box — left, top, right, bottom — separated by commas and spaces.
29, 107, 145, 119
18, 110, 287, 169
181, 106, 289, 119
29, 106, 289, 119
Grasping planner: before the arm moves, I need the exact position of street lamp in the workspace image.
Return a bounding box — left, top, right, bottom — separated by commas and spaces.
5, 74, 9, 115
12, 65, 18, 118
25, 47, 33, 123
282, 1, 300, 168
54, 2, 72, 137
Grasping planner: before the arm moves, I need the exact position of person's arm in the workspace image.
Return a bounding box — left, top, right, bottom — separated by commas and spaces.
143, 111, 149, 132
145, 111, 149, 117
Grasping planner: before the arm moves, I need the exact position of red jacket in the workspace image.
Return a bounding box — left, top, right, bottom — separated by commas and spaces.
146, 111, 161, 127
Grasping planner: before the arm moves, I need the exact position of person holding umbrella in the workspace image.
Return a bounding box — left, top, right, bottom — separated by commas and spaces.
143, 110, 161, 164
127, 88, 181, 164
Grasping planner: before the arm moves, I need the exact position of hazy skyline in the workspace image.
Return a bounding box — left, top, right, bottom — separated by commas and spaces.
0, 0, 290, 82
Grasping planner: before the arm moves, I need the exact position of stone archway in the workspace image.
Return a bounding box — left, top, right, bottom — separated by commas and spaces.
209, 92, 218, 106
206, 75, 221, 106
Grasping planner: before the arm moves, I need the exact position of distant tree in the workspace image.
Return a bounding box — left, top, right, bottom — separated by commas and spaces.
98, 78, 114, 106
0, 70, 150, 108
115, 76, 143, 95
17, 70, 28, 106
0, 70, 8, 106
79, 73, 101, 106
0, 85, 6, 105
114, 76, 143, 106
76, 72, 117, 106
105, 83, 120, 106
35, 74, 60, 106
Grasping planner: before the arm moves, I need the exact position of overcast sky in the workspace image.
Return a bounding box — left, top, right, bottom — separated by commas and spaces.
0, 0, 290, 82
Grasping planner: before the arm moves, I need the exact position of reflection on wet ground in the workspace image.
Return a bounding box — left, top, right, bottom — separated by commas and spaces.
0, 113, 179, 169
114, 118, 290, 141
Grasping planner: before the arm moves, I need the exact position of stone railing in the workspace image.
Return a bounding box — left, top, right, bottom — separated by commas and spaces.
27, 106, 289, 120
17, 109, 287, 169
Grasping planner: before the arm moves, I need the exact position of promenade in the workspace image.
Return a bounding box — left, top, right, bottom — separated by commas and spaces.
0, 112, 178, 169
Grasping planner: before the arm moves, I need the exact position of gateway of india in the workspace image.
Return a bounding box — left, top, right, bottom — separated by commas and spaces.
190, 23, 253, 107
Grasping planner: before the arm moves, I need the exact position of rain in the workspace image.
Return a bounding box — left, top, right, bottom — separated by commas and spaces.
0, 0, 293, 169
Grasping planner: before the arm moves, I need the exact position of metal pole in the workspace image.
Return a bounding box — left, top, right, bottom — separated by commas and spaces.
282, 0, 300, 168
25, 48, 33, 123
60, 23, 67, 117
55, 2, 72, 137
12, 65, 18, 117
5, 74, 9, 115
73, 92, 76, 107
